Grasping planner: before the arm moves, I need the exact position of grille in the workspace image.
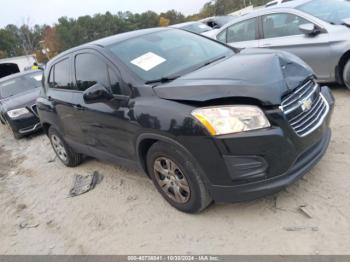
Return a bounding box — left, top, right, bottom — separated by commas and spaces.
280, 80, 329, 137
31, 104, 38, 117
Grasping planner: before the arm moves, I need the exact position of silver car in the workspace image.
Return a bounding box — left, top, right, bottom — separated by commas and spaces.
204, 0, 350, 89
169, 21, 213, 35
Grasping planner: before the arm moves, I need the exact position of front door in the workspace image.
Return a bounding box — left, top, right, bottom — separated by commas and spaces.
259, 12, 332, 81
72, 50, 135, 160
218, 17, 260, 49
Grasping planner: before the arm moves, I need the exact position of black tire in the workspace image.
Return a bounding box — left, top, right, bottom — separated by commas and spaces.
12, 129, 23, 140
146, 141, 212, 213
343, 59, 350, 90
6, 122, 22, 140
48, 127, 82, 167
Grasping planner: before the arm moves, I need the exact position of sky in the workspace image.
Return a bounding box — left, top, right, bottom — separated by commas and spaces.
0, 0, 211, 27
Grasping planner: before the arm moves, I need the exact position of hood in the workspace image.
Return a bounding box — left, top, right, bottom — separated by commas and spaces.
0, 88, 40, 112
153, 48, 314, 106
343, 18, 350, 27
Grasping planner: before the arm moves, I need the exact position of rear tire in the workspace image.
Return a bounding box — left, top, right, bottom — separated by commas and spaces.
343, 59, 350, 90
146, 141, 212, 213
48, 127, 82, 167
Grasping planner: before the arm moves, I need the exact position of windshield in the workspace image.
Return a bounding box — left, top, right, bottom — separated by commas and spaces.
181, 22, 212, 34
297, 0, 350, 25
108, 29, 233, 82
0, 72, 42, 99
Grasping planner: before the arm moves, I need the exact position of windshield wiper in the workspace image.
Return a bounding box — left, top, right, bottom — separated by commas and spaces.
195, 55, 226, 71
145, 56, 226, 85
145, 75, 181, 85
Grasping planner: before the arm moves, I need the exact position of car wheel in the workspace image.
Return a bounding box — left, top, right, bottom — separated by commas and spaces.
11, 128, 23, 140
146, 141, 212, 213
343, 59, 350, 90
48, 127, 82, 167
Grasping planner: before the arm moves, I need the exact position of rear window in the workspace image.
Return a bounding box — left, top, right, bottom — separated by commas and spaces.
0, 72, 42, 99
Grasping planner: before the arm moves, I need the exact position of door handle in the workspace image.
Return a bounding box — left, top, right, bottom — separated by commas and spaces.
73, 104, 85, 110
262, 43, 272, 47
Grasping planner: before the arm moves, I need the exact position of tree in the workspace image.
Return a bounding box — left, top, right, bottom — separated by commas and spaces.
159, 16, 170, 27
159, 10, 186, 25
0, 0, 272, 59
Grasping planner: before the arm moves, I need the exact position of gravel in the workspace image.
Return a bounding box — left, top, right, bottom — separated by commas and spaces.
0, 86, 349, 255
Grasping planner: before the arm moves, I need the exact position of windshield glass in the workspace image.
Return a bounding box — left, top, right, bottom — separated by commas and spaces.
0, 72, 42, 99
181, 22, 212, 34
297, 0, 350, 25
108, 29, 232, 82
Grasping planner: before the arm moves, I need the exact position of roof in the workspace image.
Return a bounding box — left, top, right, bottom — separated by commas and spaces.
231, 0, 311, 20
49, 27, 170, 63
90, 27, 168, 47
0, 55, 36, 63
274, 0, 311, 8
0, 70, 42, 83
169, 21, 203, 28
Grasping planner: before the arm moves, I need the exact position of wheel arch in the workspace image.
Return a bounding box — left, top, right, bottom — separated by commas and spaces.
336, 50, 350, 84
136, 133, 209, 185
41, 122, 52, 135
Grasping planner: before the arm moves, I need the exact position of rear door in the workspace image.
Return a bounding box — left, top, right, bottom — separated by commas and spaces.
217, 18, 260, 49
46, 57, 85, 144
72, 50, 134, 160
258, 12, 332, 81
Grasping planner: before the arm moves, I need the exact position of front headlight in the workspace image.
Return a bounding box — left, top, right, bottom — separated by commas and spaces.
7, 108, 30, 119
192, 105, 270, 136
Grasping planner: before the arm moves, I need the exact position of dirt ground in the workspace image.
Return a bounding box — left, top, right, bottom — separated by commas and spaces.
0, 86, 350, 255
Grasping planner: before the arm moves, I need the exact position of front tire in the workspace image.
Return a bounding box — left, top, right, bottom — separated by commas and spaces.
6, 122, 22, 140
48, 127, 82, 167
12, 129, 23, 140
146, 141, 212, 213
343, 59, 350, 90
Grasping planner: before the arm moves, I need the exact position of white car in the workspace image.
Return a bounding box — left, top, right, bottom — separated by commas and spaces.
169, 22, 213, 35
203, 0, 350, 89
266, 0, 294, 7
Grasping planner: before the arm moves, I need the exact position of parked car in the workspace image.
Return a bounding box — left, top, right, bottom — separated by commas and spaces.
169, 21, 213, 34
200, 16, 237, 29
0, 71, 42, 139
37, 28, 334, 213
0, 55, 37, 79
206, 0, 350, 89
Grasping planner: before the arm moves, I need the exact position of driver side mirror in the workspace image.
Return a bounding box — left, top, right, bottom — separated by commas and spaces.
83, 83, 113, 104
299, 23, 320, 36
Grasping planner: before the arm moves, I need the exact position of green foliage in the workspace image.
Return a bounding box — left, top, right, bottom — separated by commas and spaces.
200, 0, 271, 16
0, 0, 271, 59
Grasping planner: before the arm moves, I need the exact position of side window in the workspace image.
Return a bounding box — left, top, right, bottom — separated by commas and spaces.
108, 67, 123, 95
262, 13, 310, 39
48, 66, 55, 88
75, 53, 109, 91
226, 18, 257, 43
51, 59, 71, 90
217, 30, 227, 43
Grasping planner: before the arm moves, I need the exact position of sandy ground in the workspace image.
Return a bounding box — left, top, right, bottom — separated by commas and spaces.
0, 86, 350, 255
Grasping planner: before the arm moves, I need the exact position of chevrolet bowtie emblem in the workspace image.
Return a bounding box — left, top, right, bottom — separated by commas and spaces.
301, 98, 313, 112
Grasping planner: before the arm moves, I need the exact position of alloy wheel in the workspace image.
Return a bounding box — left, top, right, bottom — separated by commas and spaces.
51, 134, 68, 162
153, 157, 191, 204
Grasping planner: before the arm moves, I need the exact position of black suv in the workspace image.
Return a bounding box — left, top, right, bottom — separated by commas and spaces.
37, 28, 334, 213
